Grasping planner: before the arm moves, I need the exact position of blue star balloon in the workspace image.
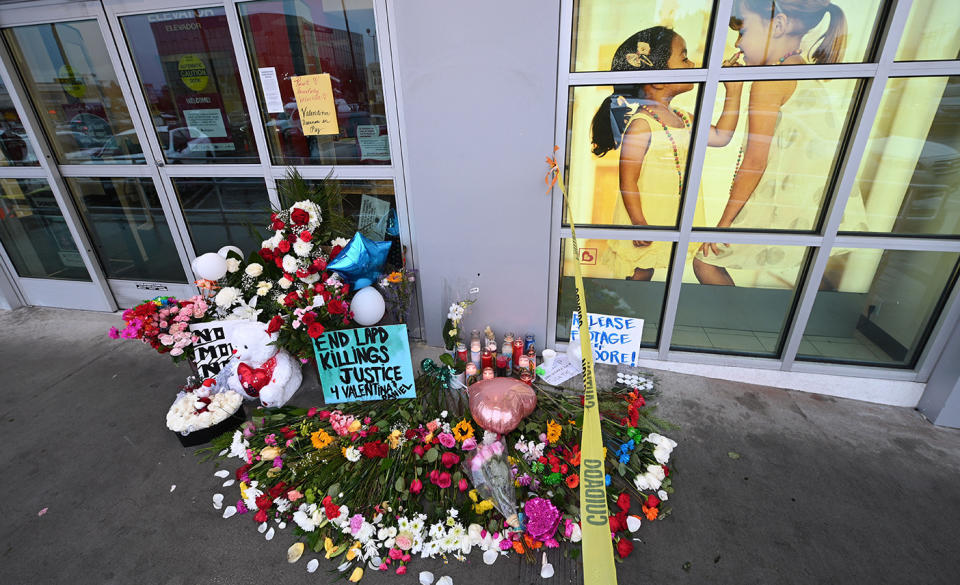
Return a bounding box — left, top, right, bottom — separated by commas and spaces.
327, 231, 391, 289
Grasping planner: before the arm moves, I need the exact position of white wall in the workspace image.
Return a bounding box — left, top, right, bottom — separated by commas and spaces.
391, 2, 559, 346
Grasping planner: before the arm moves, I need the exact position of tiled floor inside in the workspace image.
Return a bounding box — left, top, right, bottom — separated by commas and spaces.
670, 325, 896, 362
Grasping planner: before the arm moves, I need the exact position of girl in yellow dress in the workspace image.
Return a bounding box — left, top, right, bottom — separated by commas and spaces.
591, 27, 743, 280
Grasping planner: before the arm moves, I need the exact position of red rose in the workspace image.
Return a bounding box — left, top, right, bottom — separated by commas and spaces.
283, 292, 300, 307
266, 315, 285, 334
413, 444, 424, 457
299, 231, 312, 242
291, 208, 310, 225
280, 427, 296, 440
277, 239, 291, 253
302, 312, 316, 325
341, 284, 350, 296
609, 511, 627, 533
318, 410, 331, 419
306, 322, 325, 339
312, 257, 327, 271
327, 299, 346, 315
429, 469, 439, 484
458, 478, 469, 491
330, 245, 343, 259
617, 493, 631, 512
254, 509, 269, 524
258, 248, 274, 261
645, 493, 660, 508
268, 481, 287, 499
440, 451, 460, 469
435, 472, 452, 489
616, 538, 633, 558
271, 219, 285, 231
410, 479, 423, 494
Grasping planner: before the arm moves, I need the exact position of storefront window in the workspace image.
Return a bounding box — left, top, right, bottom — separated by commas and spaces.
722, 0, 884, 66
695, 78, 862, 232
120, 8, 258, 164
841, 76, 960, 236
0, 178, 88, 280
672, 243, 809, 355
66, 177, 184, 282
171, 178, 270, 256
566, 83, 702, 227
238, 0, 388, 165
556, 238, 672, 346
895, 0, 960, 62
0, 80, 38, 166
4, 21, 144, 164
798, 248, 960, 366
571, 0, 714, 72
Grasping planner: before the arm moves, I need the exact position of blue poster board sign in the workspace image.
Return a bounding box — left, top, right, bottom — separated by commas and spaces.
312, 324, 416, 403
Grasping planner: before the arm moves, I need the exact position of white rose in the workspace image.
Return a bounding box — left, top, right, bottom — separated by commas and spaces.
293, 240, 312, 257
647, 463, 666, 482
245, 263, 264, 277
653, 444, 673, 464
278, 277, 292, 290
214, 287, 240, 308
225, 258, 240, 273
282, 254, 299, 273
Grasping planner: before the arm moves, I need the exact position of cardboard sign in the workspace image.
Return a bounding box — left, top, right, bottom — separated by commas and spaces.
290, 73, 339, 136
570, 312, 643, 367
189, 320, 240, 378
313, 324, 416, 403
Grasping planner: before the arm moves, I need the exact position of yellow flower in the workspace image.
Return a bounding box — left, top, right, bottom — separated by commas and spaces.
468, 489, 478, 503
348, 567, 364, 582
388, 429, 402, 449
239, 481, 249, 501
546, 419, 562, 444
346, 541, 362, 560
348, 419, 362, 433
452, 420, 474, 443
311, 429, 333, 450
323, 537, 336, 559
387, 271, 403, 283
473, 499, 495, 514
424, 433, 434, 444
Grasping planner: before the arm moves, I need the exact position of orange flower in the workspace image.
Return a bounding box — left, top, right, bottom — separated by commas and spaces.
523, 535, 542, 549
642, 505, 658, 521
546, 419, 562, 444
512, 540, 526, 554
387, 271, 403, 283
565, 474, 579, 489
311, 429, 333, 450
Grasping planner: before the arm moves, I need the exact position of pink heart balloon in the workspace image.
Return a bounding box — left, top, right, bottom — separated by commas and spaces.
468, 378, 537, 434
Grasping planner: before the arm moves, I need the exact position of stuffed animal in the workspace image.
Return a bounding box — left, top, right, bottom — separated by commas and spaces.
226, 321, 302, 407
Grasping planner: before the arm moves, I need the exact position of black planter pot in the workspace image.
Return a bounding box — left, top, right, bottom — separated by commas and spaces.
173, 404, 247, 447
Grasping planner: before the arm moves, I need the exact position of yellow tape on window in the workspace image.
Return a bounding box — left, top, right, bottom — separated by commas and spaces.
545, 148, 618, 584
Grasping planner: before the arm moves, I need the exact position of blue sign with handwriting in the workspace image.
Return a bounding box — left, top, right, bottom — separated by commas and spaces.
313, 324, 416, 403
570, 312, 643, 367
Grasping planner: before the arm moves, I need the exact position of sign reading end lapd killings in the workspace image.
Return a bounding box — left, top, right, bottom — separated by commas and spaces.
313, 324, 416, 403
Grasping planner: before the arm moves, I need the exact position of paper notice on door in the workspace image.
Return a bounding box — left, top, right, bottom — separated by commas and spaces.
358, 195, 392, 240
257, 67, 285, 114
357, 125, 390, 161
290, 73, 339, 136
184, 109, 227, 138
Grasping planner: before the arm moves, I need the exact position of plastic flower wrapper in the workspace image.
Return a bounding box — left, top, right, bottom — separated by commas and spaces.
465, 436, 519, 527
166, 373, 243, 434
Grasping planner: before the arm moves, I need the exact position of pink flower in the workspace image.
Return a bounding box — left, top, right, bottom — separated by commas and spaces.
307, 407, 318, 417
395, 565, 407, 575
108, 327, 120, 339
287, 490, 303, 502
438, 433, 456, 448
545, 538, 560, 548
499, 538, 512, 551
388, 548, 403, 560
461, 437, 478, 451
395, 534, 413, 550
410, 479, 423, 494
426, 420, 439, 433
349, 513, 364, 535
435, 472, 451, 489
441, 452, 460, 469
458, 478, 469, 491
401, 553, 411, 562
236, 500, 248, 514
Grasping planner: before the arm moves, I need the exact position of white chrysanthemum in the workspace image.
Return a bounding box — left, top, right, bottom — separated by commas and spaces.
255, 281, 272, 296
274, 498, 291, 513
345, 446, 361, 462
330, 237, 349, 248
293, 240, 312, 257
293, 503, 318, 532
281, 254, 299, 273
245, 263, 264, 277
228, 430, 248, 459
215, 286, 240, 308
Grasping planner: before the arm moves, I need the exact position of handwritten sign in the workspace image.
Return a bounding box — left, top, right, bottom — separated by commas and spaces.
570, 312, 643, 367
313, 324, 416, 403
189, 320, 240, 378
290, 73, 339, 136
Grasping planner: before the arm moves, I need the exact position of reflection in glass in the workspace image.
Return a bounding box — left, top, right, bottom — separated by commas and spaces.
799, 249, 959, 367
239, 0, 388, 165
0, 178, 88, 280
842, 76, 960, 236
695, 78, 862, 234
4, 21, 144, 164
0, 81, 38, 166
895, 0, 960, 62
571, 0, 714, 72
556, 239, 671, 346
66, 178, 184, 282
722, 0, 883, 66
672, 243, 809, 356
172, 178, 270, 256
121, 8, 258, 164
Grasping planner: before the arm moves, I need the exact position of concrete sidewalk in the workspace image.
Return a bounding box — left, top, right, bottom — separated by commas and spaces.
1, 306, 958, 585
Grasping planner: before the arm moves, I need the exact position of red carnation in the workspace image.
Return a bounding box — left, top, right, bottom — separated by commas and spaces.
254, 509, 269, 524
266, 315, 284, 334
274, 256, 285, 269
617, 493, 631, 513
302, 312, 316, 325
277, 239, 291, 253
296, 269, 311, 279
255, 493, 273, 510
271, 219, 285, 231
268, 481, 287, 499
362, 440, 388, 458
258, 248, 275, 262
283, 292, 300, 307
291, 208, 310, 225
322, 495, 340, 519
440, 451, 460, 469
327, 299, 346, 315
645, 493, 660, 508
299, 231, 312, 242
616, 538, 634, 558
330, 245, 343, 259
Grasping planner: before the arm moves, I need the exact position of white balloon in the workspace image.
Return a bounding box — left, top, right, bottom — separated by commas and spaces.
194, 252, 228, 280
218, 245, 243, 259
351, 286, 386, 326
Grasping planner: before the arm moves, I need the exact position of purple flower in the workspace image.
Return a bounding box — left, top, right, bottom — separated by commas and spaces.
264, 434, 277, 446
461, 437, 477, 451
349, 513, 364, 535
108, 327, 120, 339
237, 500, 248, 514
517, 474, 532, 487
272, 457, 283, 469
523, 497, 561, 541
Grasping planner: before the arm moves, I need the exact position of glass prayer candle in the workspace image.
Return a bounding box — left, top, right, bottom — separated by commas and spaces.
456, 342, 468, 364
517, 355, 529, 370
465, 362, 478, 384
524, 333, 535, 353
512, 338, 524, 365
482, 367, 495, 380
470, 340, 481, 368
503, 332, 515, 345
496, 354, 508, 377
519, 371, 533, 385
501, 342, 513, 369
481, 349, 493, 369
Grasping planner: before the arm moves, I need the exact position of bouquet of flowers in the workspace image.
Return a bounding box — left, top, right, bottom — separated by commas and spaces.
108, 295, 210, 362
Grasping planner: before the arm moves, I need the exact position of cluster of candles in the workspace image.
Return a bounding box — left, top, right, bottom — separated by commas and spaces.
456, 328, 539, 385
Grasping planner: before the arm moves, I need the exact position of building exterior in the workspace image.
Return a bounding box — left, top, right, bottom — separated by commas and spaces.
0, 0, 958, 423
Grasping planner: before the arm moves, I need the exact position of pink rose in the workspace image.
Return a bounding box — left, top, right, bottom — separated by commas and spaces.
435, 472, 452, 489
440, 452, 460, 469
438, 433, 456, 449
461, 437, 478, 451
458, 478, 469, 491
410, 479, 423, 494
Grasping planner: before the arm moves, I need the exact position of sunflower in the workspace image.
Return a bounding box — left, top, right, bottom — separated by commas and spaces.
452, 419, 474, 442
387, 271, 403, 283
311, 429, 333, 450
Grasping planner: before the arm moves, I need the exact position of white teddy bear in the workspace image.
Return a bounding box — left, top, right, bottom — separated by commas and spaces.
226, 321, 303, 407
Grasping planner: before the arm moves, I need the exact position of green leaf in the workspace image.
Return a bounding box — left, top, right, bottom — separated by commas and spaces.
394, 477, 405, 492
727, 451, 741, 460
452, 471, 462, 485
380, 458, 392, 471
618, 462, 626, 476
439, 353, 455, 367
425, 448, 438, 463
415, 466, 423, 477
327, 483, 341, 497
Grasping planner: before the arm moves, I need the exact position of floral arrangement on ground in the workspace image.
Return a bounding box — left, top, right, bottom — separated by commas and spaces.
201, 369, 677, 581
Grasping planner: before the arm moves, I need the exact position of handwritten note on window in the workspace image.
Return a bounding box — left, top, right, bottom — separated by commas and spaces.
290, 73, 339, 136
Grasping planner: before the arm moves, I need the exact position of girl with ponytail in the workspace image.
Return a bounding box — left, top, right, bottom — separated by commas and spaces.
592, 28, 743, 280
